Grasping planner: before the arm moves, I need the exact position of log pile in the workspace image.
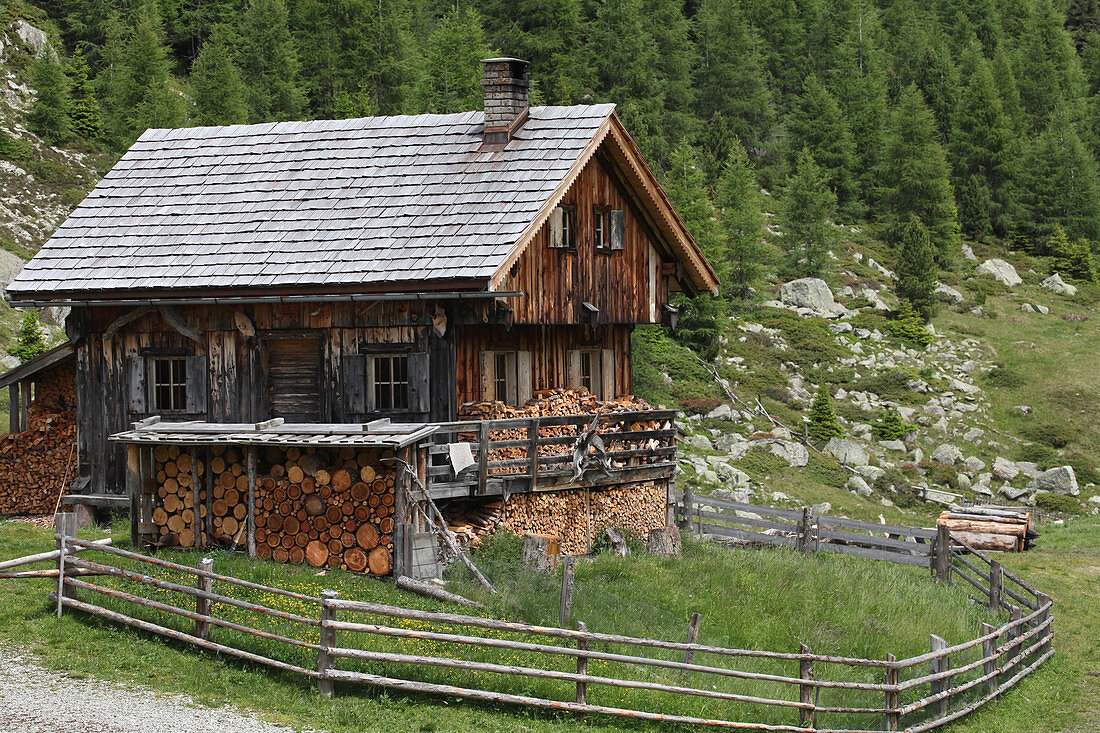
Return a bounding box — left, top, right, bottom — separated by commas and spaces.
501, 482, 667, 554
0, 370, 77, 515
150, 444, 396, 575
939, 506, 1037, 552
441, 499, 502, 547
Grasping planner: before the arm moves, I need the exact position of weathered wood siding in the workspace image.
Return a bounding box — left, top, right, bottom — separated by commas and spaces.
454, 324, 632, 405
497, 152, 670, 325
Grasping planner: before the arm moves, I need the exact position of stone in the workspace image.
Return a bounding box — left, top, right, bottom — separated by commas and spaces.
771, 426, 792, 440
1089, 495, 1100, 505
934, 282, 964, 304
912, 447, 924, 463
766, 440, 809, 467
1016, 462, 1042, 479
957, 473, 972, 490
0, 249, 23, 294
994, 457, 1016, 479
961, 244, 978, 261
854, 465, 885, 483
847, 475, 873, 496
15, 20, 50, 55
1000, 484, 1032, 501
1028, 466, 1079, 496
962, 427, 984, 442
778, 277, 850, 318
1035, 303, 1050, 315
811, 502, 832, 515
931, 444, 963, 465
975, 258, 1022, 287
963, 456, 986, 473
702, 469, 719, 484
705, 404, 736, 421
684, 433, 713, 451
823, 438, 870, 466
1040, 273, 1077, 296
881, 497, 895, 507
715, 463, 751, 487
770, 491, 791, 502
1020, 303, 1034, 313
878, 440, 906, 452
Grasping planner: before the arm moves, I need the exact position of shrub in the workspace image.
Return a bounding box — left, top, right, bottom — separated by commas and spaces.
852, 369, 917, 402
807, 389, 844, 445
871, 406, 915, 441
7, 312, 48, 363
873, 467, 926, 508
1034, 492, 1084, 515
983, 365, 1025, 389
886, 301, 935, 346
1020, 421, 1078, 449
923, 461, 960, 490
1065, 452, 1100, 485
1015, 443, 1058, 468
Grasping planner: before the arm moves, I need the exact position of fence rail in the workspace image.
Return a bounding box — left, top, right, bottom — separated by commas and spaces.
48, 509, 1054, 733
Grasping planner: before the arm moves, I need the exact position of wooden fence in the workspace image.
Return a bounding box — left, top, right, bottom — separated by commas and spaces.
425, 410, 678, 498
675, 491, 938, 568
49, 513, 1053, 733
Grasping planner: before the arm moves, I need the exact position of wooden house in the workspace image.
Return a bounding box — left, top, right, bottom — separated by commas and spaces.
7, 59, 717, 571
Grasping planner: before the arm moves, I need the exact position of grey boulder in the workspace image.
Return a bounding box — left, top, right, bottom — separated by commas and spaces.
1028, 466, 1079, 496
824, 438, 870, 466
779, 278, 850, 318
975, 258, 1022, 287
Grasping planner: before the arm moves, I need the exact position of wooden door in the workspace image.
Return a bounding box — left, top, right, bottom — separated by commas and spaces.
265, 337, 322, 422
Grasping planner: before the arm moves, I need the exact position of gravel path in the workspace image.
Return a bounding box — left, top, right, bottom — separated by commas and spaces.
0, 646, 314, 733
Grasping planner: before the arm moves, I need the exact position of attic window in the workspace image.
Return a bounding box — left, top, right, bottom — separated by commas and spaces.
594, 208, 625, 252
549, 205, 576, 249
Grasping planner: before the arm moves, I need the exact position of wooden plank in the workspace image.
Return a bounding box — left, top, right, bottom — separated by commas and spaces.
816, 515, 938, 539
816, 542, 931, 568
816, 528, 932, 555
683, 495, 805, 521
693, 508, 798, 533
696, 524, 796, 548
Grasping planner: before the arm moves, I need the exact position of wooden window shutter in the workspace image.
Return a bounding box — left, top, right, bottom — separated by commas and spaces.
566, 350, 581, 388
600, 349, 615, 400
610, 210, 626, 250
549, 207, 564, 248
409, 352, 430, 413
126, 356, 146, 413
343, 354, 368, 413
517, 350, 533, 405
365, 356, 377, 411
185, 355, 208, 413
480, 351, 494, 401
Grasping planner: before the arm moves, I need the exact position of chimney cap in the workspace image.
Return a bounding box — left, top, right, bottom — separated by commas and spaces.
481, 57, 529, 65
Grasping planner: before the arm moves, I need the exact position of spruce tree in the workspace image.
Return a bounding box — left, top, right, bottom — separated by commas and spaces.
807, 388, 844, 445
1067, 0, 1100, 50
895, 214, 938, 321
1015, 0, 1086, 131
879, 86, 958, 266
1019, 110, 1100, 242
715, 140, 766, 298
788, 75, 857, 213
66, 47, 101, 140
782, 148, 836, 278
417, 8, 491, 115
191, 25, 248, 126
238, 0, 305, 122
28, 51, 72, 145
8, 312, 48, 364
1049, 225, 1100, 283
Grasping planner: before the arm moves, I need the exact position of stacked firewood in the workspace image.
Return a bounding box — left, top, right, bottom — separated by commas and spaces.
151, 445, 395, 575
501, 483, 667, 554
0, 403, 77, 515
441, 499, 502, 547
939, 506, 1037, 552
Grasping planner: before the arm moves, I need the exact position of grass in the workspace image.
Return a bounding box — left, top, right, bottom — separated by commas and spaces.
0, 517, 1024, 733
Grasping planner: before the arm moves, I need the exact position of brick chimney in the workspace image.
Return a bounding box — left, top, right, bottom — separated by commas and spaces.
482, 57, 530, 145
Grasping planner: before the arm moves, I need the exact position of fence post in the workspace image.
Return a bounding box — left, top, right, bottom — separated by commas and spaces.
680, 612, 703, 680
929, 634, 949, 718
797, 508, 814, 553
989, 560, 1002, 612
884, 653, 899, 732
980, 623, 997, 696
318, 589, 338, 698
935, 524, 952, 583
559, 557, 575, 628
679, 485, 693, 532
1036, 593, 1052, 657
576, 620, 588, 710
195, 557, 213, 640
54, 512, 76, 618
799, 643, 814, 728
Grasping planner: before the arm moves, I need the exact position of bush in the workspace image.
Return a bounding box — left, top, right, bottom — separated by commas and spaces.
1015, 443, 1058, 468
872, 467, 926, 508
886, 301, 934, 346
871, 406, 915, 441
1020, 421, 1078, 449
1034, 492, 1084, 515
7, 312, 47, 363
852, 369, 918, 403
807, 389, 844, 445
922, 461, 960, 490
1065, 452, 1100, 485
983, 365, 1025, 389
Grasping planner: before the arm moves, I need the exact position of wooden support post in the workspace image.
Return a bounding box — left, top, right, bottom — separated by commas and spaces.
989, 560, 1002, 612
195, 557, 213, 640
55, 512, 77, 618
798, 508, 812, 553
246, 447, 257, 559
679, 484, 693, 533
204, 448, 214, 545
9, 383, 19, 433
19, 380, 30, 431
1036, 593, 1052, 657
680, 612, 703, 680
318, 589, 338, 698
478, 421, 489, 496
884, 653, 899, 732
929, 634, 949, 718
799, 643, 814, 728
526, 418, 540, 482
559, 557, 575, 628
935, 524, 952, 583
576, 620, 588, 707
980, 623, 997, 696
191, 448, 202, 549
126, 444, 141, 548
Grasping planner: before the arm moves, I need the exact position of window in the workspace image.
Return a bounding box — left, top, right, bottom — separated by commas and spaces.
593, 207, 608, 251
594, 207, 626, 252
372, 353, 409, 411
549, 204, 576, 249
568, 348, 615, 400
152, 357, 187, 411
494, 353, 509, 400
481, 350, 532, 405
579, 351, 593, 393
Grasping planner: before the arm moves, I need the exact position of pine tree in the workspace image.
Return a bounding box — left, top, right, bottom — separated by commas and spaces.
417, 8, 491, 115
788, 75, 857, 213
238, 0, 305, 122
879, 86, 958, 266
663, 142, 722, 260
885, 7, 960, 134
1015, 0, 1086, 132
991, 46, 1025, 134
28, 51, 72, 145
1048, 225, 1100, 282
782, 148, 836, 278
1067, 0, 1100, 49
66, 46, 101, 140
191, 25, 248, 126
1019, 109, 1100, 242
100, 4, 186, 149
8, 312, 48, 364
895, 214, 938, 321
715, 140, 766, 298
807, 388, 844, 445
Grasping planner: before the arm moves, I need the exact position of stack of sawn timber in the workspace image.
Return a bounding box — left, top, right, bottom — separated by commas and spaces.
441, 499, 502, 547
0, 404, 76, 514
151, 445, 395, 575
938, 506, 1037, 552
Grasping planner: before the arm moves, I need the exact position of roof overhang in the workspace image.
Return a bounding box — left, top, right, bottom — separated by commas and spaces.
0, 341, 75, 389
488, 111, 720, 296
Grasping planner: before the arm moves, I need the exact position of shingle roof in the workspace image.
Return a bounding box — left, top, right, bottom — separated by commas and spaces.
8, 104, 616, 300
